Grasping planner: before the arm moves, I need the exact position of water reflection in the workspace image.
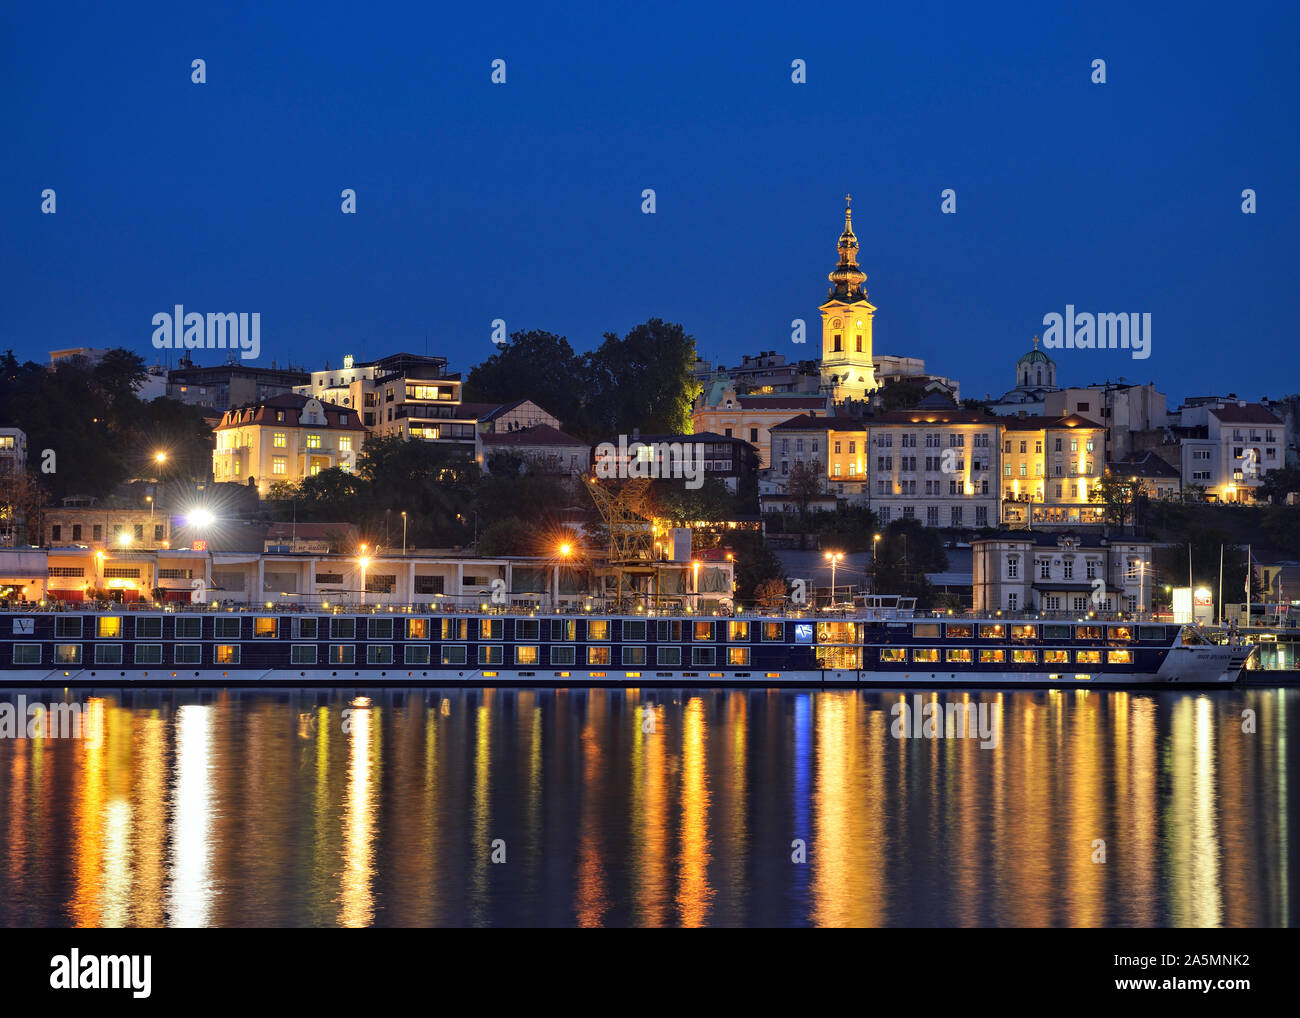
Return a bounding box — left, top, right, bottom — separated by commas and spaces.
0, 687, 1295, 927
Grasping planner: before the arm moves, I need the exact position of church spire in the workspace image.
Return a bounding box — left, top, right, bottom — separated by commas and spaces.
827, 194, 867, 300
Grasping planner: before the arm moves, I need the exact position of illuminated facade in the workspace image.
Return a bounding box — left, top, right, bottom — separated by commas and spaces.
999, 414, 1108, 527
213, 394, 366, 497
819, 196, 878, 402
769, 413, 868, 503
869, 410, 1000, 528
972, 532, 1152, 615
1176, 401, 1286, 503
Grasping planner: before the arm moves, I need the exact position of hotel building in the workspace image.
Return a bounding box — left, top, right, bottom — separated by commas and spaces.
998, 413, 1108, 527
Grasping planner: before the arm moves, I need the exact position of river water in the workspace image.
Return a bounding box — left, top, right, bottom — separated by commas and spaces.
0, 686, 1294, 926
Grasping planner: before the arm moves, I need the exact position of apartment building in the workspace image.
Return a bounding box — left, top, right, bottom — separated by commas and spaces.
972, 532, 1152, 614
1044, 381, 1166, 461
0, 428, 27, 475
870, 409, 1000, 529
213, 394, 366, 497
768, 413, 869, 503
1176, 401, 1286, 502
999, 414, 1108, 527
693, 383, 830, 469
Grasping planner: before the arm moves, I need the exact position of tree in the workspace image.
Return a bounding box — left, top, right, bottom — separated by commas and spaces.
1090, 472, 1143, 529
873, 378, 928, 411
871, 517, 947, 603
578, 319, 702, 436
754, 577, 787, 608
724, 530, 785, 605
0, 470, 47, 547
1257, 467, 1300, 504
814, 503, 879, 552
785, 459, 825, 549
464, 330, 583, 427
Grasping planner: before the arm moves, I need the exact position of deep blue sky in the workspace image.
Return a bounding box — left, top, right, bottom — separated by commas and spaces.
2, 1, 1296, 405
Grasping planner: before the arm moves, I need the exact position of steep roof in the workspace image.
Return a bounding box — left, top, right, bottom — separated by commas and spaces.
215, 393, 363, 432
1209, 404, 1282, 425
481, 424, 587, 447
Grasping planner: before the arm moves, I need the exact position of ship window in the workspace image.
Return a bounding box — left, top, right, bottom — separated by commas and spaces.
291, 645, 317, 664
1138, 626, 1165, 641
136, 617, 163, 638
1044, 649, 1070, 664
369, 618, 394, 640
175, 645, 201, 664
693, 622, 713, 641
979, 649, 1005, 663
622, 620, 647, 641
368, 645, 394, 665
1108, 650, 1133, 664
12, 644, 40, 664
945, 623, 973, 639
481, 619, 503, 640
947, 648, 972, 663
294, 618, 319, 639
215, 645, 240, 664
175, 617, 201, 639
913, 623, 941, 639
550, 646, 576, 665
405, 645, 431, 665
656, 620, 683, 642
622, 646, 646, 666
879, 648, 906, 662
657, 646, 682, 666
1012, 649, 1037, 663
254, 617, 278, 639
727, 621, 750, 641
516, 646, 539, 665
1042, 624, 1071, 640
55, 644, 82, 664
587, 646, 611, 665
54, 617, 82, 638
215, 617, 241, 639
407, 618, 430, 639
98, 617, 122, 638
1075, 626, 1102, 640
95, 644, 123, 664
1077, 650, 1102, 664
479, 645, 503, 665
762, 622, 784, 641
979, 624, 1005, 639
441, 644, 467, 670
691, 647, 715, 666
1108, 626, 1133, 642
515, 619, 540, 641
1010, 624, 1037, 640
553, 619, 577, 641
586, 620, 609, 641
330, 645, 355, 665
727, 647, 750, 666
135, 645, 162, 664
442, 618, 468, 641
913, 648, 940, 663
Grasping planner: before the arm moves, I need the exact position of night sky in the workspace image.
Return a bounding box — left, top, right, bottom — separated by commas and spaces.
2, 1, 1296, 404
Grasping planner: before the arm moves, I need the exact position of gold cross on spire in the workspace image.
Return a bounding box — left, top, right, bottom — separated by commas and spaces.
1032, 334, 1039, 350
845, 193, 852, 207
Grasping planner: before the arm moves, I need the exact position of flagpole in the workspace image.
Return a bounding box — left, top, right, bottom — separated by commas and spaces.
1217, 543, 1223, 627
1246, 544, 1251, 629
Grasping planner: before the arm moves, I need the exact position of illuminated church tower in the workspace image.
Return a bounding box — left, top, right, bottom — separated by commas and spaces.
819, 195, 878, 401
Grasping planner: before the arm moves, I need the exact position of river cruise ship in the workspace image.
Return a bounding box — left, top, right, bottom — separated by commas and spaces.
0, 596, 1253, 687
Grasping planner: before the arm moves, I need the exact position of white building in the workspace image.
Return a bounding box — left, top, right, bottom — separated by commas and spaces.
1176, 401, 1286, 502
972, 532, 1152, 614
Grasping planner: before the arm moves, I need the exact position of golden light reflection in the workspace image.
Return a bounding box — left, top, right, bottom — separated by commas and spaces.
167, 705, 216, 927
339, 699, 378, 927
676, 697, 713, 926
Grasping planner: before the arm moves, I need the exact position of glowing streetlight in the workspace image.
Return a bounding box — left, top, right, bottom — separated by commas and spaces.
359, 554, 371, 607
189, 509, 214, 529
155, 452, 167, 464
559, 542, 572, 558
825, 551, 844, 605
401, 511, 407, 557
118, 532, 132, 548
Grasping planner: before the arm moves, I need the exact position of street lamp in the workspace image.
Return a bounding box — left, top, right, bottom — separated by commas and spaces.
118, 532, 132, 548
358, 554, 371, 607
825, 551, 843, 606
401, 511, 407, 557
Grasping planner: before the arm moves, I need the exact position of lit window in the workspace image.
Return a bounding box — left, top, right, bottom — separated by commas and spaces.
307, 434, 322, 449
273, 432, 287, 448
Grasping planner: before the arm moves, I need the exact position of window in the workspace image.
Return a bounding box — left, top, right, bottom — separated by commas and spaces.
253, 617, 278, 639
1007, 593, 1018, 610
879, 648, 906, 662
368, 618, 394, 639
1044, 649, 1070, 664
947, 648, 972, 663
693, 621, 713, 641
727, 647, 750, 666
622, 620, 646, 641
368, 645, 394, 665
1007, 557, 1019, 579
98, 617, 122, 638
1077, 650, 1102, 664
93, 643, 122, 664
13, 644, 41, 664
691, 647, 715, 666
215, 617, 241, 638
175, 644, 201, 664
55, 644, 82, 664
291, 645, 317, 665
215, 645, 240, 664
405, 645, 431, 665
979, 649, 1005, 663
762, 622, 784, 641
550, 646, 576, 665
132, 644, 162, 665
306, 434, 322, 449
331, 645, 356, 665
913, 648, 940, 663
294, 617, 319, 639
332, 618, 356, 639
407, 618, 429, 639
586, 620, 609, 641
623, 646, 647, 666
272, 456, 287, 475
727, 621, 749, 641
339, 436, 352, 452
552, 619, 576, 641
273, 432, 287, 448
587, 646, 611, 666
